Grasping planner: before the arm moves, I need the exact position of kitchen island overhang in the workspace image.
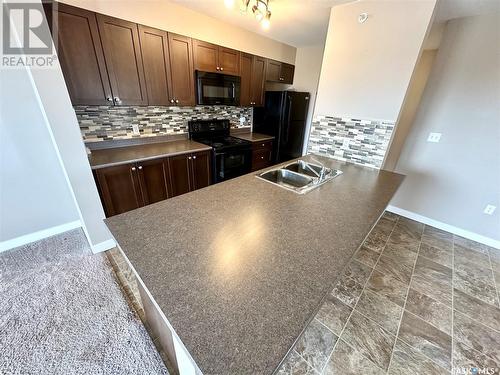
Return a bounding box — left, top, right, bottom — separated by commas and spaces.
105, 155, 404, 375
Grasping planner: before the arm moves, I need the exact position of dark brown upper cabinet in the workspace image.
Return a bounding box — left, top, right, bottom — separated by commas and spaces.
48, 4, 112, 105
97, 14, 148, 105
266, 59, 281, 82
193, 40, 218, 73
218, 47, 240, 75
240, 53, 266, 107
266, 59, 294, 84
251, 56, 266, 106
239, 53, 253, 106
193, 39, 240, 75
138, 25, 171, 106
167, 33, 195, 106
280, 63, 295, 84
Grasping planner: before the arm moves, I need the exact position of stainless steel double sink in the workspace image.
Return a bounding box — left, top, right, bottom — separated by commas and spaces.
257, 159, 342, 194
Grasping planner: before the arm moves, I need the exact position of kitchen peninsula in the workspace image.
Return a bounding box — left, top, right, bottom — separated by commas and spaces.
105, 155, 404, 374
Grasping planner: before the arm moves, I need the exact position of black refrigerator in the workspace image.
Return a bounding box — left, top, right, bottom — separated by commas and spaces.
253, 91, 310, 163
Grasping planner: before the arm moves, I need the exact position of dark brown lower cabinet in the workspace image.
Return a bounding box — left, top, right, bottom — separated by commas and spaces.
95, 164, 143, 217
251, 141, 273, 171
169, 151, 211, 197
169, 154, 191, 197
95, 150, 212, 216
137, 158, 171, 205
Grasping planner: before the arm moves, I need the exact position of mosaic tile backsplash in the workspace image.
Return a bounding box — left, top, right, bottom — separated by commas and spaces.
307, 115, 395, 169
75, 105, 253, 142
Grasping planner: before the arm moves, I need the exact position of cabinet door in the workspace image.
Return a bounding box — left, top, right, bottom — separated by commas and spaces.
97, 15, 148, 105
239, 53, 253, 106
193, 39, 218, 73
95, 164, 142, 217
168, 33, 195, 106
168, 154, 191, 197
251, 56, 266, 106
218, 47, 240, 75
190, 151, 211, 191
266, 59, 281, 82
281, 63, 295, 84
139, 25, 171, 106
50, 4, 112, 105
137, 158, 170, 205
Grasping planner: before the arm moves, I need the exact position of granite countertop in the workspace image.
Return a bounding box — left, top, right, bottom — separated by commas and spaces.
105, 155, 404, 374
88, 140, 212, 169
232, 132, 275, 142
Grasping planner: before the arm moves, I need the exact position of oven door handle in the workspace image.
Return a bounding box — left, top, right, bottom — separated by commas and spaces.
216, 152, 225, 178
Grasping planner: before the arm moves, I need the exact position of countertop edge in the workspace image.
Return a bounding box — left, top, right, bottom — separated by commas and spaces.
89, 143, 212, 170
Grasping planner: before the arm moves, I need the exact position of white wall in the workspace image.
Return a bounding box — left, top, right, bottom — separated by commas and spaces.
59, 0, 296, 64
0, 0, 114, 252
391, 14, 500, 242
0, 66, 79, 244
314, 0, 436, 121
291, 44, 325, 154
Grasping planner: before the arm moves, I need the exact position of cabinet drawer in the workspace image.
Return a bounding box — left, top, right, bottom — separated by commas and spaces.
252, 140, 273, 151
252, 148, 272, 171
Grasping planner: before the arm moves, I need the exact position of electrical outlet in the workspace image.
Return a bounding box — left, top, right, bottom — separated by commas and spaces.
427, 132, 442, 143
484, 205, 496, 215
132, 124, 140, 135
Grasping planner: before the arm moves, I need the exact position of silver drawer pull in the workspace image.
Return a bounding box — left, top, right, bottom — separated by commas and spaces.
193, 155, 197, 159
131, 167, 136, 171
138, 166, 143, 170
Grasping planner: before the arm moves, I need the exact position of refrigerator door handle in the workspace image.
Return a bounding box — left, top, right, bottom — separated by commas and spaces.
284, 95, 292, 144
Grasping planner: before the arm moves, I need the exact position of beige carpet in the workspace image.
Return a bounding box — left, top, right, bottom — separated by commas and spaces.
0, 229, 168, 375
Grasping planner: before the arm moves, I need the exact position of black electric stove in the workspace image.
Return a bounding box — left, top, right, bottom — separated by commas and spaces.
188, 119, 252, 183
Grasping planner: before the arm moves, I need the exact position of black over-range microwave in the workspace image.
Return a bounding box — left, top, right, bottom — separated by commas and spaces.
196, 71, 240, 106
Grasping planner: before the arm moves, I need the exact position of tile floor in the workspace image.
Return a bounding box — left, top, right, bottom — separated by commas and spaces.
108, 212, 500, 375
278, 212, 500, 375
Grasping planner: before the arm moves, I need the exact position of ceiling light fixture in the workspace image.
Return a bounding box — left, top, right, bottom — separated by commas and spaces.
224, 0, 235, 9
237, 0, 272, 29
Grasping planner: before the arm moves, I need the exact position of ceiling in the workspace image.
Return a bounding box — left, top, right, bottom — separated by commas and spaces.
170, 0, 353, 47
171, 0, 500, 48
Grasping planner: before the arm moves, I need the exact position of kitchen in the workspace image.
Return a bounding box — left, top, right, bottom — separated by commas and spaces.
1, 1, 499, 375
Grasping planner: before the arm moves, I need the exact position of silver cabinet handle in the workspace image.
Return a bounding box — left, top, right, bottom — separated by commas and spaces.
193, 155, 197, 159
131, 167, 136, 171
261, 156, 264, 159
220, 67, 224, 71
106, 96, 113, 102
138, 166, 143, 170
170, 99, 174, 103
216, 66, 220, 70
114, 96, 121, 103
175, 99, 179, 104
188, 156, 192, 160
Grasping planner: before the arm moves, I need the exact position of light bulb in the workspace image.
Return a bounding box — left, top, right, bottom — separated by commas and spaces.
224, 0, 235, 9
261, 10, 271, 29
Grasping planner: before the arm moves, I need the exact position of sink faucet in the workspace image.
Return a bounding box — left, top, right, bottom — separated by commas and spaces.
305, 157, 327, 181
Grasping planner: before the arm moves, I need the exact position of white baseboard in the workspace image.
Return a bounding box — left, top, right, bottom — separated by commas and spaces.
387, 205, 500, 250
91, 239, 116, 253
0, 220, 82, 253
